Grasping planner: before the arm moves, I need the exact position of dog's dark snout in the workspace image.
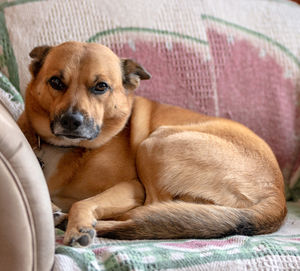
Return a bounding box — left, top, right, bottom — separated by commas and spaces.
60, 112, 84, 131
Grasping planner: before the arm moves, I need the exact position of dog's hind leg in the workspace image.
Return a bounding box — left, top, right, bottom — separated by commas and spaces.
97, 125, 285, 240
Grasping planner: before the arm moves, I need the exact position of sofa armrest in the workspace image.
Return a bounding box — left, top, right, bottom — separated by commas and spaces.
0, 103, 54, 271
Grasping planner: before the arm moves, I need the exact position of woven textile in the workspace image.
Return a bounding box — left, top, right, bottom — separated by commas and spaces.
53, 202, 300, 271
0, 71, 23, 120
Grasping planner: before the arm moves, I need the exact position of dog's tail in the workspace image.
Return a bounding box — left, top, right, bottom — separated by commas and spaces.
98, 196, 287, 239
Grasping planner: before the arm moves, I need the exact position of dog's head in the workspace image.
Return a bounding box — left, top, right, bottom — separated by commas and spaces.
25, 41, 150, 148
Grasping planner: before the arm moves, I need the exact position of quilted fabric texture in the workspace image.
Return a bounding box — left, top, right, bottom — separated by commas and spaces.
54, 202, 300, 271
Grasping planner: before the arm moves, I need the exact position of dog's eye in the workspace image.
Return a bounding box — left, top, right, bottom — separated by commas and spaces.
48, 76, 66, 91
91, 82, 109, 94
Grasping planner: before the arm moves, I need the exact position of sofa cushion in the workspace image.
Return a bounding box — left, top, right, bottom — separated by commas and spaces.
0, 99, 54, 271
0, 151, 33, 271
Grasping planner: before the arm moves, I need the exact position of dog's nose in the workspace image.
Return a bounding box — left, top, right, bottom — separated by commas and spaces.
60, 112, 84, 131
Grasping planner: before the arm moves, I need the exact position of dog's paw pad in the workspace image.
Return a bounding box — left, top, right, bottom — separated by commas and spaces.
66, 228, 96, 247
76, 235, 90, 246
68, 234, 93, 247
79, 228, 96, 239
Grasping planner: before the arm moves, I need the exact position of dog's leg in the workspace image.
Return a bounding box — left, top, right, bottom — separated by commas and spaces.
63, 179, 144, 247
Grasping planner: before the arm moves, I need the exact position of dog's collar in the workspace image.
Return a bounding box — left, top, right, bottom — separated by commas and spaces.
33, 135, 45, 169
37, 135, 41, 150
32, 135, 41, 151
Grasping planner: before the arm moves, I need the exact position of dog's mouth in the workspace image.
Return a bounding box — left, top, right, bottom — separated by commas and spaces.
54, 133, 93, 140
53, 129, 100, 142
50, 112, 100, 142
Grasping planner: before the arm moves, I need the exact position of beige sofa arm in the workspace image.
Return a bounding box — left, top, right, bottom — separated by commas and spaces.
0, 103, 54, 271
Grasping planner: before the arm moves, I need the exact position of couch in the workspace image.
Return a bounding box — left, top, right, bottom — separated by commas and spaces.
1, 0, 300, 270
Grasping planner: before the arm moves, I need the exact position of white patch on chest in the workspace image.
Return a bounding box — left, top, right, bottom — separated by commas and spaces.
35, 144, 70, 182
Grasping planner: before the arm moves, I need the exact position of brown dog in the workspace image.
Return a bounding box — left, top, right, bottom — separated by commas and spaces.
18, 41, 286, 247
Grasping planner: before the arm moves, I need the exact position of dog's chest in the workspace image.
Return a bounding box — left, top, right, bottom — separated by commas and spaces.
35, 144, 70, 181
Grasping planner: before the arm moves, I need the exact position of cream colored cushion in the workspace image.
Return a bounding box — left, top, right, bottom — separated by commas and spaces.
0, 103, 54, 271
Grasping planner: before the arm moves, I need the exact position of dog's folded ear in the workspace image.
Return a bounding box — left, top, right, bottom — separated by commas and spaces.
29, 45, 52, 77
121, 59, 151, 90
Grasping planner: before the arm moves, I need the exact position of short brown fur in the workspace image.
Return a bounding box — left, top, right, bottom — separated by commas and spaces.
18, 41, 286, 247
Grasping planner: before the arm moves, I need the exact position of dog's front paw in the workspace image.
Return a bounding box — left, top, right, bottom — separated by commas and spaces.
65, 226, 96, 247
63, 202, 97, 247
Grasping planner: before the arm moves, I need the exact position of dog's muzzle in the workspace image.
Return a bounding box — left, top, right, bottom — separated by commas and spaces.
51, 111, 100, 140
60, 112, 84, 132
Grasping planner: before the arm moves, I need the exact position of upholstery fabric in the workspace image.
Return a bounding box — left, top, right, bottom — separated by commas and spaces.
0, 151, 33, 271
54, 202, 300, 271
0, 97, 55, 271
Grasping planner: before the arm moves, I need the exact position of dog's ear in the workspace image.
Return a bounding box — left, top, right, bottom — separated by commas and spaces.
121, 59, 151, 90
29, 45, 52, 77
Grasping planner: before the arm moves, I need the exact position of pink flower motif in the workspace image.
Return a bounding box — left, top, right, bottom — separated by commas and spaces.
207, 28, 297, 174
110, 40, 215, 115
